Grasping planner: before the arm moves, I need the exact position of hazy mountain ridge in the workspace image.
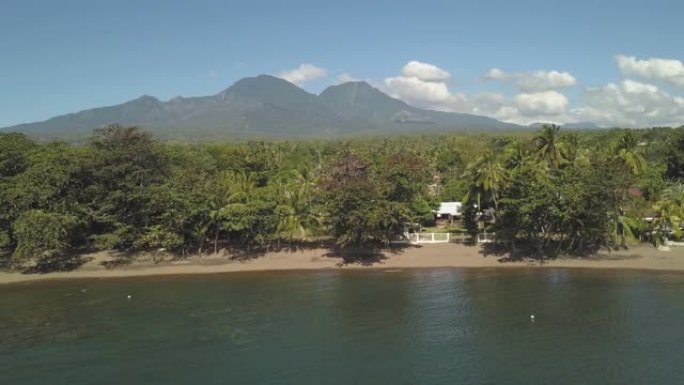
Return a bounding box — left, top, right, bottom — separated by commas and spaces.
2, 75, 523, 140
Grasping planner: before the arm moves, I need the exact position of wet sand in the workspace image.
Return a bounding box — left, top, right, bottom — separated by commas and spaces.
1, 243, 684, 285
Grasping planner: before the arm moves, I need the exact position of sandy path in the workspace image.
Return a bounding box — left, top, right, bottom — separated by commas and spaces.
1, 244, 684, 285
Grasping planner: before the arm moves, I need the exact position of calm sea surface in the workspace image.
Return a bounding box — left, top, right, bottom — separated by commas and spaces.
1, 268, 683, 385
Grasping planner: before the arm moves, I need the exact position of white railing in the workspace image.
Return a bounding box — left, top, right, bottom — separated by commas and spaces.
477, 232, 496, 243
392, 232, 474, 244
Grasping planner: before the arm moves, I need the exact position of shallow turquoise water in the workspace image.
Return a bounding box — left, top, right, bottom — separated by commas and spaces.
1, 269, 683, 384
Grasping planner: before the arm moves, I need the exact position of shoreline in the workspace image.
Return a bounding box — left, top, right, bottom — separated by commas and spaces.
2, 243, 684, 285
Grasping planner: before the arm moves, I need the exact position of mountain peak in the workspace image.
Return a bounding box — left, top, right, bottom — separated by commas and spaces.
1, 74, 523, 140
321, 80, 381, 95
216, 74, 312, 103
319, 80, 410, 120
132, 95, 160, 103
331, 80, 374, 88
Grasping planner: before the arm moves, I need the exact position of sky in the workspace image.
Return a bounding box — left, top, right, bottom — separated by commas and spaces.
1, 0, 683, 128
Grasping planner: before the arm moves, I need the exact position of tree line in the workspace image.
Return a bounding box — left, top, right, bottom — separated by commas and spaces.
1, 124, 683, 268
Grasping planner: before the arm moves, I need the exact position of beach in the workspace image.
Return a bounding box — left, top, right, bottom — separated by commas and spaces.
1, 243, 684, 285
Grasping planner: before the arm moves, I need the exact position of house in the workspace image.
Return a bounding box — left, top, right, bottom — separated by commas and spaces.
434, 202, 462, 223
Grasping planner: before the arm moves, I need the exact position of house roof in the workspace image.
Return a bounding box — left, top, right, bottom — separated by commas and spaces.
435, 202, 462, 216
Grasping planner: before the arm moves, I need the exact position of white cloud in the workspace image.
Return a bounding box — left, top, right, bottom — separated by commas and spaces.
379, 58, 684, 127
337, 72, 358, 84
277, 64, 327, 85
484, 68, 506, 80
484, 68, 577, 92
576, 79, 684, 127
622, 79, 659, 94
514, 90, 569, 116
616, 55, 684, 88
384, 75, 452, 104
401, 60, 451, 81
493, 106, 521, 121
383, 61, 573, 125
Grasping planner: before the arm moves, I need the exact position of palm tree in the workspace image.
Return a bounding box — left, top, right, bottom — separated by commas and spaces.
534, 124, 567, 168
612, 131, 645, 175
274, 167, 321, 247
611, 208, 643, 248
199, 170, 258, 254
463, 151, 508, 209
226, 170, 256, 204
564, 133, 590, 168
502, 140, 530, 172
652, 183, 684, 245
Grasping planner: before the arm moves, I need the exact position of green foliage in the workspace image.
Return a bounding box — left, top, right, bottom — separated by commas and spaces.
12, 210, 78, 264
491, 127, 639, 256
664, 130, 684, 181
88, 124, 168, 249
321, 150, 428, 249
0, 133, 36, 178
534, 124, 567, 168
1, 124, 684, 269
0, 231, 11, 249
652, 183, 684, 244
135, 225, 184, 250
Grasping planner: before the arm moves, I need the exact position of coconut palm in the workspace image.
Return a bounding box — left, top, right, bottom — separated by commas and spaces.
226, 170, 257, 203
463, 151, 508, 209
652, 183, 684, 245
502, 140, 531, 172
501, 140, 548, 179
534, 124, 567, 168
564, 133, 590, 168
610, 208, 643, 248
612, 131, 645, 175
277, 184, 319, 245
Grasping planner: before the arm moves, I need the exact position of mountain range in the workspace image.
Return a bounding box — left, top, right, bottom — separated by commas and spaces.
2, 75, 531, 141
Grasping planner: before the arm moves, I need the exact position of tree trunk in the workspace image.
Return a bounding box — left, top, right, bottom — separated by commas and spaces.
214, 228, 219, 255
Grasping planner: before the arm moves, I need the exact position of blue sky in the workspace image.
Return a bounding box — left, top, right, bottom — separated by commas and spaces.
1, 0, 683, 127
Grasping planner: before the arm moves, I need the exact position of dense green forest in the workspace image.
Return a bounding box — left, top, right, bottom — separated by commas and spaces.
1, 124, 683, 270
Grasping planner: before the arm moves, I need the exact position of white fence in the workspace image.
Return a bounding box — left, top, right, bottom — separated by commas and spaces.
393, 232, 492, 244
477, 232, 496, 243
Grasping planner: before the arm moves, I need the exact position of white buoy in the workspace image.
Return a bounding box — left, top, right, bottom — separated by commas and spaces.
81, 289, 87, 293
127, 295, 132, 300
530, 314, 535, 322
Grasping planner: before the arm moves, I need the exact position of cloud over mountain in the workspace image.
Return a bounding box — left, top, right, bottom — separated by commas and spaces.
384, 75, 453, 105
401, 61, 451, 81
277, 64, 327, 85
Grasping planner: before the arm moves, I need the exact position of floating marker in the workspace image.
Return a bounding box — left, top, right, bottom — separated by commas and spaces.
530, 314, 535, 322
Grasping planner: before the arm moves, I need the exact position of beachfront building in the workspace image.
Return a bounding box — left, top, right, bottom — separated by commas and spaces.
434, 202, 462, 224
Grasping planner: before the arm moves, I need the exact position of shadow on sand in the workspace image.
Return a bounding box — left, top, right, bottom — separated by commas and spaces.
480, 241, 644, 264
226, 240, 419, 267
22, 253, 93, 274
324, 243, 420, 267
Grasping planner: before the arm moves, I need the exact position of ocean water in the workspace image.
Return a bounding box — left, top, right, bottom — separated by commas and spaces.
1, 269, 683, 385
